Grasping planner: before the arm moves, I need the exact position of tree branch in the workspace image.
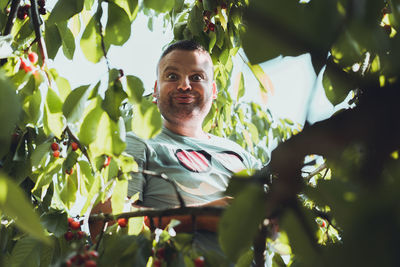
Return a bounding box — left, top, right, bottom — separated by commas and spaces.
253, 221, 267, 267
88, 206, 225, 224
65, 126, 91, 165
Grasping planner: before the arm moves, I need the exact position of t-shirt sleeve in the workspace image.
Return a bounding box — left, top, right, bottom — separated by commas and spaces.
125, 133, 148, 201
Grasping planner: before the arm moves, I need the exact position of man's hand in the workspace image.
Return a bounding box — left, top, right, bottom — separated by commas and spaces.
144, 197, 233, 233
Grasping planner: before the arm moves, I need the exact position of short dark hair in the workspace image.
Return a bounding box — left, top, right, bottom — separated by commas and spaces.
157, 40, 213, 76
160, 40, 209, 60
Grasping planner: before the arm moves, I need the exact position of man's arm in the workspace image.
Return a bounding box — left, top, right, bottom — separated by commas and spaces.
89, 196, 231, 241
143, 196, 232, 233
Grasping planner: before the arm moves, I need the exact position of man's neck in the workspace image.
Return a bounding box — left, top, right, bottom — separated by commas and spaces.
164, 121, 209, 140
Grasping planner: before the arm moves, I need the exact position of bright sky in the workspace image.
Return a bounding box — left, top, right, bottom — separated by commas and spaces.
53, 10, 336, 127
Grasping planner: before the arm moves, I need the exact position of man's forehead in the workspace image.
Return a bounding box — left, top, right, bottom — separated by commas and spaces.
158, 50, 213, 73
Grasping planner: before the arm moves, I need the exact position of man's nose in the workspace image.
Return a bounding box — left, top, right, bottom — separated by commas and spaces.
178, 77, 191, 91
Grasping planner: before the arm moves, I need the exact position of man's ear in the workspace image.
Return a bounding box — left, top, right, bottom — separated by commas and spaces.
153, 81, 158, 97
212, 81, 217, 99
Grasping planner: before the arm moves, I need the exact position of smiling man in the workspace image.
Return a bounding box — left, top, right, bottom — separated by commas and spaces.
90, 41, 260, 239
125, 40, 260, 213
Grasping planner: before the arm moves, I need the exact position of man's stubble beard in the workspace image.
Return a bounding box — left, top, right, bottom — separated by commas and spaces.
158, 91, 209, 124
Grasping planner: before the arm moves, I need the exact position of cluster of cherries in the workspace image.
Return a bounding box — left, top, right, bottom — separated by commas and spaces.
152, 246, 205, 267
64, 218, 98, 266
19, 52, 38, 73
17, 0, 46, 20
64, 217, 85, 242
202, 3, 228, 33
51, 141, 79, 174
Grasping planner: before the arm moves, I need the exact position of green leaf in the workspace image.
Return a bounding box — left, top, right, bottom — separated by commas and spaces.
40, 210, 68, 238
56, 21, 76, 60
10, 236, 41, 267
0, 72, 21, 159
60, 170, 78, 209
47, 0, 84, 25
131, 99, 162, 139
44, 24, 62, 59
242, 0, 341, 64
235, 249, 254, 267
105, 2, 131, 46
102, 81, 128, 121
43, 88, 65, 138
79, 160, 95, 195
322, 59, 355, 106
22, 87, 41, 125
80, 173, 101, 215
90, 114, 126, 156
219, 184, 267, 262
78, 97, 103, 145
55, 76, 72, 101
32, 158, 63, 192
233, 72, 245, 102
280, 208, 319, 265
125, 75, 144, 104
80, 16, 104, 63
247, 63, 271, 94
187, 5, 203, 36
62, 85, 90, 122
111, 179, 128, 214
143, 0, 175, 13
111, 0, 139, 21
0, 174, 48, 243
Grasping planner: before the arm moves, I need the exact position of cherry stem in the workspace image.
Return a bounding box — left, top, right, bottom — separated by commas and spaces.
65, 126, 92, 164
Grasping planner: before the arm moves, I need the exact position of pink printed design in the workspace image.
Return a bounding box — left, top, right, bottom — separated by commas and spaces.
214, 151, 245, 173
175, 149, 211, 172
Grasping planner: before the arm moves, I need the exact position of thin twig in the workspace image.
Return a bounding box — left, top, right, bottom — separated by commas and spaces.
95, 220, 108, 251
65, 126, 92, 164
96, 3, 110, 71
89, 206, 225, 223
3, 0, 21, 35
305, 162, 327, 180
133, 170, 186, 208
29, 0, 47, 64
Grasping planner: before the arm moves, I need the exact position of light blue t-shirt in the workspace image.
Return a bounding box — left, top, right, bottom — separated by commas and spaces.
126, 127, 261, 209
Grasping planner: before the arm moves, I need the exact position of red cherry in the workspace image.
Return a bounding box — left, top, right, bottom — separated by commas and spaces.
53, 150, 60, 158
76, 230, 85, 239
51, 142, 59, 151
68, 217, 74, 226
194, 256, 205, 267
89, 250, 99, 258
38, 0, 45, 7
153, 259, 162, 267
85, 260, 97, 267
23, 65, 34, 73
208, 22, 215, 32
103, 156, 111, 167
117, 218, 128, 228
156, 247, 165, 259
71, 142, 78, 151
66, 168, 73, 175
19, 58, 28, 70
64, 231, 74, 241
28, 52, 38, 64
320, 220, 326, 228
70, 220, 81, 230
65, 259, 72, 267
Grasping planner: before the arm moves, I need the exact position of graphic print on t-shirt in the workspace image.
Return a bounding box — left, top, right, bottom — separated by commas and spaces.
175, 149, 211, 172
175, 149, 246, 173
213, 151, 246, 173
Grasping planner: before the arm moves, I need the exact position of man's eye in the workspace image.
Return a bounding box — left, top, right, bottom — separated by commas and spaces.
191, 74, 202, 81
167, 73, 178, 79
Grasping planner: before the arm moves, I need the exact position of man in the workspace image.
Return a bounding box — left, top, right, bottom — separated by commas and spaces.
90, 40, 260, 236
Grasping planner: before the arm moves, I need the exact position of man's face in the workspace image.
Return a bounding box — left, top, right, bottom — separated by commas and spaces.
155, 49, 216, 126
